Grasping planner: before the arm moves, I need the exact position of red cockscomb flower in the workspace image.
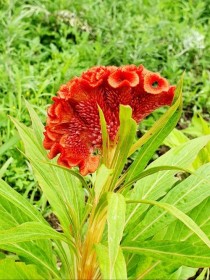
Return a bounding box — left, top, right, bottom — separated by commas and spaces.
43, 65, 175, 175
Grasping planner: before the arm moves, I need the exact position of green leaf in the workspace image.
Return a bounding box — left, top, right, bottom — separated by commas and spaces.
184, 112, 210, 137
163, 128, 189, 148
126, 199, 210, 248
0, 179, 59, 278
0, 177, 73, 278
12, 116, 85, 235
154, 196, 210, 244
0, 259, 45, 279
25, 100, 44, 145
0, 157, 13, 178
125, 163, 210, 244
122, 241, 210, 267
169, 266, 197, 280
0, 178, 45, 223
96, 244, 127, 280
125, 136, 210, 234
0, 134, 20, 157
96, 244, 109, 279
94, 164, 112, 202
0, 243, 59, 279
120, 165, 190, 192
113, 247, 127, 280
107, 193, 126, 278
41, 160, 88, 189
125, 74, 183, 183
134, 257, 183, 280
0, 252, 5, 260
0, 222, 73, 246
108, 105, 137, 191
181, 198, 210, 244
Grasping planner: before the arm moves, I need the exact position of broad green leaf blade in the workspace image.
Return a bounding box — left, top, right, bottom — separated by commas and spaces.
12, 116, 85, 235
42, 160, 88, 189
181, 197, 210, 244
125, 163, 210, 243
25, 156, 76, 233
0, 220, 74, 278
0, 210, 17, 229
125, 75, 183, 183
0, 179, 59, 278
120, 165, 190, 191
96, 244, 127, 280
96, 244, 109, 279
0, 222, 73, 246
154, 197, 210, 244
169, 266, 197, 280
94, 164, 112, 201
0, 178, 46, 223
133, 257, 185, 280
0, 259, 45, 280
113, 247, 127, 280
184, 112, 210, 137
163, 128, 189, 148
0, 243, 59, 279
0, 157, 13, 178
108, 105, 137, 191
107, 193, 126, 278
125, 136, 210, 234
122, 241, 210, 267
26, 101, 87, 189
127, 199, 210, 247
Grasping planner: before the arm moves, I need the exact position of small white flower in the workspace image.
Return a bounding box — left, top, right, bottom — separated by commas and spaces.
183, 30, 205, 50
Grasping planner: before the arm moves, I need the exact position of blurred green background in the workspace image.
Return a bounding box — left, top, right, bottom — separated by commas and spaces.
0, 0, 209, 205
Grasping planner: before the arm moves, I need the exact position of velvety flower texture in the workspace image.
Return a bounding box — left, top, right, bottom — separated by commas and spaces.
43, 65, 175, 175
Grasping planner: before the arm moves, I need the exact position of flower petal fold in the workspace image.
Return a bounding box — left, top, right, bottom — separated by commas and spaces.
143, 72, 170, 94
108, 69, 139, 88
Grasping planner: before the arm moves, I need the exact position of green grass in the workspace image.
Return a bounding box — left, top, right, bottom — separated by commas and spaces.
0, 0, 210, 198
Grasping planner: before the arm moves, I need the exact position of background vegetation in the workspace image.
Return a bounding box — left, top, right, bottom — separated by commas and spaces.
0, 0, 209, 209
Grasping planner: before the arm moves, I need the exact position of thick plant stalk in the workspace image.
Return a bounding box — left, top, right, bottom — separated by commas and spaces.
78, 205, 107, 279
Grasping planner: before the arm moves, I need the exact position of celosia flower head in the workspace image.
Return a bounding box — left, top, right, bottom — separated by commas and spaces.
43, 65, 175, 175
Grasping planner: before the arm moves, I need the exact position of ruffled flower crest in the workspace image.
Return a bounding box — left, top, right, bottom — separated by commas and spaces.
43, 65, 175, 175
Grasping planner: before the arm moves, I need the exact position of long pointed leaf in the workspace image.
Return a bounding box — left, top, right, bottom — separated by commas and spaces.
96, 244, 127, 279
0, 259, 45, 279
108, 105, 137, 191
126, 199, 210, 248
125, 136, 210, 234
122, 241, 210, 267
107, 193, 126, 278
0, 222, 73, 246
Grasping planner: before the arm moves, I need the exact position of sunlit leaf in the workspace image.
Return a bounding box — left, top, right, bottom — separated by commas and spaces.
96, 244, 127, 279
107, 193, 126, 278
0, 222, 73, 246
125, 136, 210, 235
0, 259, 45, 279
126, 195, 210, 248
123, 241, 210, 267
108, 105, 137, 191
